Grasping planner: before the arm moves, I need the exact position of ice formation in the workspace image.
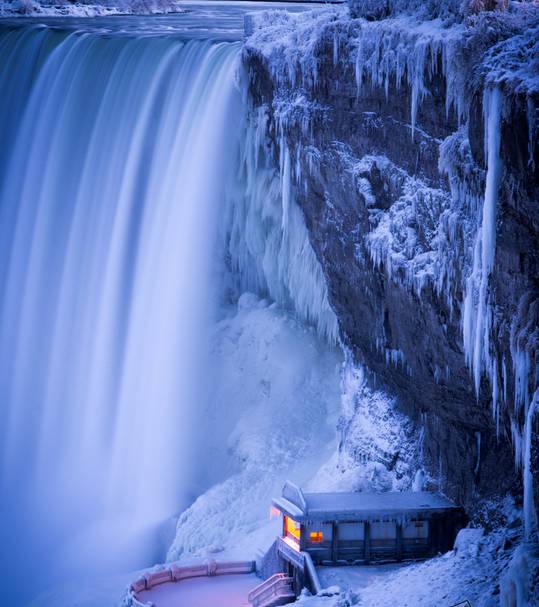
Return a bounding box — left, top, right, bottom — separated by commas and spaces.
462, 86, 503, 398
244, 9, 539, 605
224, 103, 339, 343
311, 354, 421, 494
167, 295, 342, 561
355, 155, 450, 297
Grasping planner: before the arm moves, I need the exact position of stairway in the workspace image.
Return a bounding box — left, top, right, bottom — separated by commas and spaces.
248, 573, 296, 607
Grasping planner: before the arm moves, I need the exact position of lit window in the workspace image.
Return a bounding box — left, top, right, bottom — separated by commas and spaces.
284, 516, 301, 541
310, 531, 323, 544
269, 506, 280, 520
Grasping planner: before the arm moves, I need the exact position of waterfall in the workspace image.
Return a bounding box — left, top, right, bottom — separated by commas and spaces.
0, 22, 243, 601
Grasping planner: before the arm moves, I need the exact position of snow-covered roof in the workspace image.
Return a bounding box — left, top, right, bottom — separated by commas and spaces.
273, 482, 459, 522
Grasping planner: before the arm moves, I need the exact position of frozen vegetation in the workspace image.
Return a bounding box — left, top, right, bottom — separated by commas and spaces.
0, 0, 183, 17
313, 356, 422, 494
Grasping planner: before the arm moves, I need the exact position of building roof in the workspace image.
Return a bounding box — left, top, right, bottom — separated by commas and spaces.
272, 481, 460, 522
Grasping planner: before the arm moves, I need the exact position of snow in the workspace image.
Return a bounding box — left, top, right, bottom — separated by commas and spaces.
136, 573, 257, 607
295, 524, 530, 607
322, 149, 452, 301
244, 3, 539, 472
277, 489, 457, 520
246, 7, 467, 128
0, 0, 185, 17
358, 155, 450, 297
482, 21, 539, 94
241, 9, 539, 605
311, 357, 421, 494
454, 527, 484, 557
166, 294, 342, 563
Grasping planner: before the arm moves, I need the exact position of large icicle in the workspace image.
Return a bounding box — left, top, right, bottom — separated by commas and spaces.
523, 389, 538, 540
462, 86, 503, 398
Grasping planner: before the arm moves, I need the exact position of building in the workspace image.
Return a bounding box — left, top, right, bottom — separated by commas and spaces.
271, 481, 466, 565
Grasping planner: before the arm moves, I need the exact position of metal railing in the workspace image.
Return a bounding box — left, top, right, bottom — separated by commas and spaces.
303, 551, 322, 596
247, 573, 295, 607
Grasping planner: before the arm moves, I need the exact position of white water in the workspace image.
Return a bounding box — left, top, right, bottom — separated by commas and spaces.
0, 20, 242, 602
0, 6, 336, 603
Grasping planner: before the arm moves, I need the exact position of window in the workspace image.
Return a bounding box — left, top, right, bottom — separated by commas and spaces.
309, 531, 323, 544
284, 516, 300, 541
269, 506, 280, 520
370, 522, 397, 540
338, 522, 364, 541
403, 520, 429, 540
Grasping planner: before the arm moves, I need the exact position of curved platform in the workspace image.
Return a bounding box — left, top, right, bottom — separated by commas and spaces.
124, 560, 258, 607
137, 572, 258, 607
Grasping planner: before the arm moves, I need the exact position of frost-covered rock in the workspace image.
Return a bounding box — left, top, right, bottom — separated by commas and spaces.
311, 356, 421, 493
244, 0, 539, 527
348, 0, 465, 22
454, 527, 485, 557
500, 544, 539, 607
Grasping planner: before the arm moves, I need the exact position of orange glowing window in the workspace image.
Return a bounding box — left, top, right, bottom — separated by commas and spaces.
284, 516, 301, 541
310, 531, 323, 544
270, 506, 281, 520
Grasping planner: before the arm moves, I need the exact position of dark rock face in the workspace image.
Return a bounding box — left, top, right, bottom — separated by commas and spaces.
243, 7, 539, 519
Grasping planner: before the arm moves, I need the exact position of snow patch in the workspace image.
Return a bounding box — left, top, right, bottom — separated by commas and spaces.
298, 518, 531, 607
310, 355, 421, 494
0, 0, 184, 17
167, 295, 342, 562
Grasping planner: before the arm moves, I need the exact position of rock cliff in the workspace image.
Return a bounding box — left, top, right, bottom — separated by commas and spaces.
242, 1, 539, 526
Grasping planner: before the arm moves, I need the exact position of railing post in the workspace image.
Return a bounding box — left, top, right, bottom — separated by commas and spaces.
331, 521, 338, 563
396, 523, 403, 561
364, 522, 371, 565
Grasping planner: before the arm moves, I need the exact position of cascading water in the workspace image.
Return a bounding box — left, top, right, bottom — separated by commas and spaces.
0, 19, 244, 603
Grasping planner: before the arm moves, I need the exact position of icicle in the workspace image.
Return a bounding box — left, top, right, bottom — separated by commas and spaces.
412, 469, 425, 492
527, 96, 536, 171
463, 86, 503, 397
280, 138, 291, 232
355, 38, 364, 96
502, 356, 508, 404
474, 431, 481, 476
333, 30, 339, 66
226, 108, 338, 344
523, 390, 538, 540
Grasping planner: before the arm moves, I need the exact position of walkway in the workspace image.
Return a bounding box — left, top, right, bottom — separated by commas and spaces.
136, 573, 259, 607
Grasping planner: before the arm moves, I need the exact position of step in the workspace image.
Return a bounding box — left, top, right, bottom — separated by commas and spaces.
248, 573, 295, 607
